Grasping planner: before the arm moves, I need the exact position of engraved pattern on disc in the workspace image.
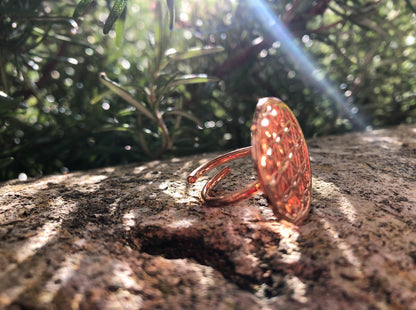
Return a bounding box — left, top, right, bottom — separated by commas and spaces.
251, 98, 312, 225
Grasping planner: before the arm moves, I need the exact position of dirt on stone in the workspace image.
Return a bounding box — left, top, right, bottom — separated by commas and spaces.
0, 124, 415, 309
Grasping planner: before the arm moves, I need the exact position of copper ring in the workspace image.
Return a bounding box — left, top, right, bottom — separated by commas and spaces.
188, 97, 312, 225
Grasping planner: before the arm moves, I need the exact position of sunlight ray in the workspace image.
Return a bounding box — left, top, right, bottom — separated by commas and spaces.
313, 177, 358, 225
319, 218, 362, 269
247, 0, 367, 129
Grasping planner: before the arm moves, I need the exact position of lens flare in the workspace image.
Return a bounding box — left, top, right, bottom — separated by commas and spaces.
248, 0, 366, 130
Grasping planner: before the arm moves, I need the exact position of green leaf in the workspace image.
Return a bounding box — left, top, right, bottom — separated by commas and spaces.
0, 92, 25, 114
168, 74, 220, 88
103, 0, 128, 34
163, 110, 202, 127
99, 72, 155, 121
0, 91, 15, 103
27, 17, 79, 32
166, 0, 175, 30
155, 72, 180, 89
115, 18, 125, 47
95, 125, 134, 133
73, 0, 94, 18
166, 46, 225, 61
31, 27, 91, 47
117, 107, 136, 117
90, 90, 113, 105
27, 52, 80, 64
153, 0, 171, 73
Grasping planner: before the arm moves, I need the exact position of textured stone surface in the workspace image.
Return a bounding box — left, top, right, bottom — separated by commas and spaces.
0, 124, 415, 309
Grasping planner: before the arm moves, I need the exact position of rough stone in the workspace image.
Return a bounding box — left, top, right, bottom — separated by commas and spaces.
0, 124, 415, 309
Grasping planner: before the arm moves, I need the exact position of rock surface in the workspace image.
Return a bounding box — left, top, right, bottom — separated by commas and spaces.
0, 124, 415, 310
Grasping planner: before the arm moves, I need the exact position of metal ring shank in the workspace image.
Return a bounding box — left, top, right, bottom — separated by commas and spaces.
187, 147, 262, 206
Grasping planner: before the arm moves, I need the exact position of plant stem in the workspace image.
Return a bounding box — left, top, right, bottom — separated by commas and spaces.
154, 110, 172, 157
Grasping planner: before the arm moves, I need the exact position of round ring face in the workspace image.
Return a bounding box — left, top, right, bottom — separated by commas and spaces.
251, 97, 312, 225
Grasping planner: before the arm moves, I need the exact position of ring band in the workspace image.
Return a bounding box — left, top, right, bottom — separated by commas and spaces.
188, 146, 262, 206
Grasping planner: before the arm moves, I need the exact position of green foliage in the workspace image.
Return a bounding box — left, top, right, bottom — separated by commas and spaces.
96, 2, 221, 157
73, 0, 94, 18
0, 0, 88, 180
103, 0, 127, 34
198, 0, 416, 139
0, 0, 415, 181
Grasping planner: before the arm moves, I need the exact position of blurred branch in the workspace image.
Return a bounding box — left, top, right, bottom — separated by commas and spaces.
216, 0, 332, 77
309, 19, 344, 33
405, 0, 416, 14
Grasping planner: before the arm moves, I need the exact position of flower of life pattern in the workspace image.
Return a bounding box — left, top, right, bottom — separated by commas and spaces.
251, 98, 312, 225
